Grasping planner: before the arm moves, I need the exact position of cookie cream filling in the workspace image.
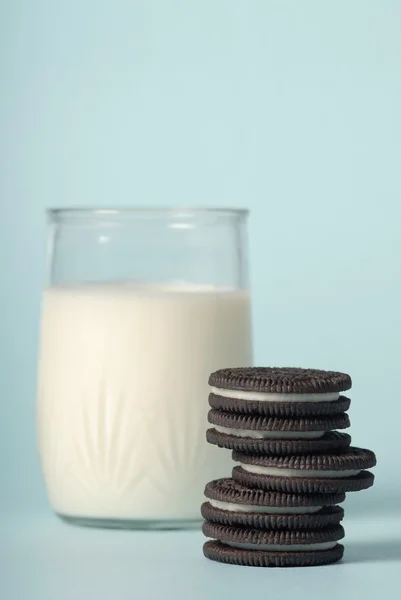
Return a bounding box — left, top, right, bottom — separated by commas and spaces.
224, 541, 338, 552
209, 499, 322, 514
240, 464, 361, 479
214, 425, 326, 440
210, 387, 340, 403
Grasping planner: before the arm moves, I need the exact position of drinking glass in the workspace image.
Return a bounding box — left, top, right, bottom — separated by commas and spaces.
37, 208, 252, 529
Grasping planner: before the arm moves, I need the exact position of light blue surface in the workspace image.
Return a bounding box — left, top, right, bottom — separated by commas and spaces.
1, 512, 401, 599
1, 1, 401, 596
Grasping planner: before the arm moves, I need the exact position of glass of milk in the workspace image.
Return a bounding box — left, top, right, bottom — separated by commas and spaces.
37, 208, 252, 528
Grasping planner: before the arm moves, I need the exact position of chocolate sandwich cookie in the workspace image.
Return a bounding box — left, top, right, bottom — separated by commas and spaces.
203, 522, 344, 567
209, 367, 351, 418
201, 478, 345, 530
232, 447, 376, 494
207, 409, 351, 454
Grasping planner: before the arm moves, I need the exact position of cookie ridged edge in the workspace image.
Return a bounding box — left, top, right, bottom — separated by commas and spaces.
232, 447, 376, 471
208, 394, 351, 417
201, 503, 344, 530
209, 367, 352, 394
203, 541, 344, 567
203, 521, 344, 544
208, 409, 350, 431
232, 467, 375, 494
207, 430, 351, 455
204, 478, 346, 506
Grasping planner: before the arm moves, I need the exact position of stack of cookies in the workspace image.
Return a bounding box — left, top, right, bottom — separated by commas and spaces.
202, 367, 376, 567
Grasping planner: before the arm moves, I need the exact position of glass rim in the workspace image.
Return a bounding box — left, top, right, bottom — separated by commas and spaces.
47, 207, 249, 218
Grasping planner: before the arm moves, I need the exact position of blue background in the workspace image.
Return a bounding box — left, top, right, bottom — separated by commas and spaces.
1, 2, 401, 597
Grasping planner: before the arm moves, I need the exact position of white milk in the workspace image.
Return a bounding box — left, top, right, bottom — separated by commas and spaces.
37, 283, 252, 522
